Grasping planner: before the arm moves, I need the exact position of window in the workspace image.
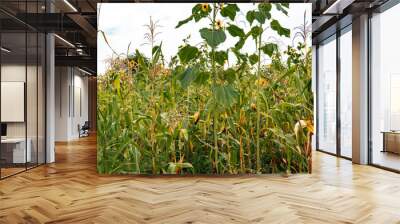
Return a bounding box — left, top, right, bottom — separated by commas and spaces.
339, 26, 352, 158
370, 4, 400, 171
0, 2, 46, 179
317, 35, 337, 154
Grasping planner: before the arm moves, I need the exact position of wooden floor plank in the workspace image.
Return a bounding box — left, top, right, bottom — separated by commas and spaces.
0, 135, 400, 223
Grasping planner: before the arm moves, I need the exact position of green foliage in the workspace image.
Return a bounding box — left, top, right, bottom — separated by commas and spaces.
97, 3, 313, 175
178, 66, 200, 89
178, 45, 199, 64
250, 26, 263, 40
246, 3, 271, 25
176, 4, 211, 28
213, 84, 239, 108
261, 43, 278, 57
271, 20, 290, 37
246, 10, 256, 25
275, 3, 289, 16
220, 4, 240, 21
226, 24, 245, 38
249, 54, 259, 65
214, 51, 228, 66
223, 68, 236, 83
199, 28, 226, 48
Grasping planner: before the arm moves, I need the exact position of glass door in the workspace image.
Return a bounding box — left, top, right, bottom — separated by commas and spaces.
1, 30, 28, 178
370, 5, 400, 171
317, 35, 337, 155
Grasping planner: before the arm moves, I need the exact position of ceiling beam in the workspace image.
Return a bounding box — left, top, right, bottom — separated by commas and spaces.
67, 13, 97, 46
55, 55, 96, 72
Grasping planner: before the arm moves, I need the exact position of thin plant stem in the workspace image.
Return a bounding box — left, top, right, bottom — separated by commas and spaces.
256, 31, 262, 172
211, 3, 219, 174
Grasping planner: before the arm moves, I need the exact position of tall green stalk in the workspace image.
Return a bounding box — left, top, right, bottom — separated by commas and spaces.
255, 31, 262, 172
211, 3, 219, 174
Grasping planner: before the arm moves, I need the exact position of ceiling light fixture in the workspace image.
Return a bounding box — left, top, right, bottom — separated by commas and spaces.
1, 47, 11, 53
54, 34, 75, 48
63, 0, 78, 12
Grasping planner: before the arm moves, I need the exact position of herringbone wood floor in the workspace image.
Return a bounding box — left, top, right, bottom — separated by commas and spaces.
1, 135, 400, 224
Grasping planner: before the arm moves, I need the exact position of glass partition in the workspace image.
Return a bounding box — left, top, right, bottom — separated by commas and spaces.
317, 35, 337, 154
0, 1, 46, 179
1, 31, 28, 177
371, 4, 400, 171
339, 26, 352, 158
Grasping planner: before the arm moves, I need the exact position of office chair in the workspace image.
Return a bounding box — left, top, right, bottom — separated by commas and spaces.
79, 121, 90, 138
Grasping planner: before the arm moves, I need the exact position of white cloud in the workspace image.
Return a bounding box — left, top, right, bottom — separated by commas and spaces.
97, 3, 311, 75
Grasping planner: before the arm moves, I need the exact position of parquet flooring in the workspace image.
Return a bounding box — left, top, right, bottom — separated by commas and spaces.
1, 135, 400, 223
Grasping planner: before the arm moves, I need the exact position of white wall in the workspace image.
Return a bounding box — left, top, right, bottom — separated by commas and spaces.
55, 66, 70, 141
55, 67, 89, 141
1, 65, 36, 138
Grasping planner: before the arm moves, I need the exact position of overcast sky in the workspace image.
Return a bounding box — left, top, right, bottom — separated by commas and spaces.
97, 3, 311, 75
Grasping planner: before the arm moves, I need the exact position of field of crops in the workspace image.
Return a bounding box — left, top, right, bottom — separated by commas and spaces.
97, 3, 313, 175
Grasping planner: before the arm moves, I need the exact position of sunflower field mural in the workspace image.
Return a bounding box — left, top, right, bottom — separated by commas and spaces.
97, 3, 313, 175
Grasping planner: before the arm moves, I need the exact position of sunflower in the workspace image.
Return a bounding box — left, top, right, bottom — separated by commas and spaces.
128, 60, 137, 70
255, 78, 268, 88
201, 3, 209, 12
215, 19, 224, 30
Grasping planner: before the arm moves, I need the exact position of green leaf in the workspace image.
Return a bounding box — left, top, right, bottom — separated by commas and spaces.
152, 43, 162, 64
260, 43, 278, 57
234, 38, 246, 49
192, 4, 202, 14
214, 84, 239, 108
199, 28, 226, 48
246, 10, 256, 25
249, 54, 259, 65
176, 4, 210, 28
194, 71, 210, 85
220, 4, 240, 21
176, 15, 194, 28
275, 3, 289, 16
254, 11, 266, 24
135, 50, 148, 70
257, 3, 271, 22
113, 75, 120, 96
270, 19, 290, 37
223, 68, 236, 83
231, 48, 247, 62
178, 66, 200, 89
226, 24, 245, 37
214, 51, 228, 66
193, 4, 211, 22
258, 3, 272, 14
250, 26, 263, 40
178, 45, 199, 64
